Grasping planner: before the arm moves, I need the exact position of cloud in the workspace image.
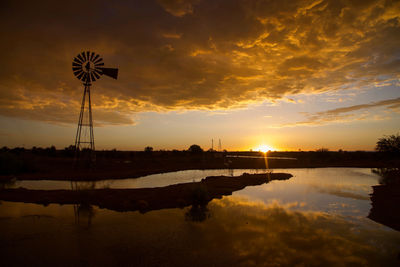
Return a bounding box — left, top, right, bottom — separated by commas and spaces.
0, 0, 400, 125
279, 97, 400, 127
157, 0, 200, 17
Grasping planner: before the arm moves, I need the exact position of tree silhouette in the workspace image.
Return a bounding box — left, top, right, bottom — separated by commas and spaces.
144, 146, 153, 152
188, 144, 203, 154
376, 134, 400, 153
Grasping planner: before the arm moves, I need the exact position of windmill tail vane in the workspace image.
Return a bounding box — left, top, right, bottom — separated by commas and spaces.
72, 51, 118, 162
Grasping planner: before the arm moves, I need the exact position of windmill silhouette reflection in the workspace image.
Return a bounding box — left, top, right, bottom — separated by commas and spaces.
71, 181, 96, 228
74, 203, 95, 228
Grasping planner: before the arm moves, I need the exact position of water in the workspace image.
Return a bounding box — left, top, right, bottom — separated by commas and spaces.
2, 167, 379, 191
0, 168, 399, 266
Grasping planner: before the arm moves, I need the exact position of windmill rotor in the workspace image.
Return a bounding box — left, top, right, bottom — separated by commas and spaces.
72, 51, 118, 83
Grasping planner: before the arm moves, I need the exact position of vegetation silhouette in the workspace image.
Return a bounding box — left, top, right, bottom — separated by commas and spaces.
144, 146, 153, 153
368, 168, 400, 231
372, 168, 400, 186
1, 146, 399, 180
376, 134, 400, 154
2, 133, 400, 180
188, 144, 203, 154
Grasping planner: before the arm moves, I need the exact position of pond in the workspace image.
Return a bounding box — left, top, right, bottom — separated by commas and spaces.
0, 168, 399, 266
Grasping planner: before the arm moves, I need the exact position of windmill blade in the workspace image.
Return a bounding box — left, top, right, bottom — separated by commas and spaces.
74, 57, 83, 64
94, 57, 103, 64
77, 72, 84, 80
72, 62, 81, 67
93, 71, 101, 80
81, 52, 87, 61
94, 69, 103, 78
98, 67, 118, 79
90, 52, 95, 61
86, 51, 90, 61
82, 73, 88, 82
90, 73, 96, 81
72, 67, 82, 72
73, 70, 83, 77
93, 54, 100, 62
77, 54, 84, 63
95, 62, 104, 66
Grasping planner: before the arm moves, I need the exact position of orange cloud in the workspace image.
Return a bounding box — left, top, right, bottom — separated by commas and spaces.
0, 0, 399, 125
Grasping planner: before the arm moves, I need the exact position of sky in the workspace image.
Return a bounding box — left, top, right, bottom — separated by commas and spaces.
0, 0, 399, 151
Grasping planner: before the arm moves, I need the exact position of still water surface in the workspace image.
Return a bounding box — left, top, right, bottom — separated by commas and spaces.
4, 167, 380, 190
1, 168, 399, 266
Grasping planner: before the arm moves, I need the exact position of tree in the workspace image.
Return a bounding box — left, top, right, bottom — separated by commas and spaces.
188, 144, 203, 154
376, 134, 400, 153
144, 146, 153, 153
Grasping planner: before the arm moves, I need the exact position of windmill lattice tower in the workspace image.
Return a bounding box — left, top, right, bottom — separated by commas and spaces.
72, 51, 118, 160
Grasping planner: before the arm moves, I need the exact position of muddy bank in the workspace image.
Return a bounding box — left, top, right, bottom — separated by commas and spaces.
0, 172, 292, 212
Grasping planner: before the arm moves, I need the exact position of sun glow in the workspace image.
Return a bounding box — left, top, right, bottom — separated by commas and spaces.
255, 144, 275, 153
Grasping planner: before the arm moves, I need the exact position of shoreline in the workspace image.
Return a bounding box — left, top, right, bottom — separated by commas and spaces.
1, 150, 398, 182
0, 163, 393, 182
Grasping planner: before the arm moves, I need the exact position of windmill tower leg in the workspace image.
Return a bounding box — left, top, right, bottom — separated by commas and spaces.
74, 86, 86, 151
87, 84, 95, 153
74, 82, 96, 165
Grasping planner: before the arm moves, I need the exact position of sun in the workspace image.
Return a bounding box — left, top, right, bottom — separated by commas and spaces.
255, 144, 275, 153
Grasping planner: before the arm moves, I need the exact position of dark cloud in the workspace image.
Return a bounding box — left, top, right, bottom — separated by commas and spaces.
0, 0, 399, 125
157, 0, 200, 17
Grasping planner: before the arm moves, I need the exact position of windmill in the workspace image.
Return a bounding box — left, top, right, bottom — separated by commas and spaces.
72, 51, 118, 160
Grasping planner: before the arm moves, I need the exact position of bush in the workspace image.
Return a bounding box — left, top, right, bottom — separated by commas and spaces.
144, 146, 153, 153
0, 152, 30, 175
188, 144, 203, 154
371, 168, 400, 185
376, 134, 400, 154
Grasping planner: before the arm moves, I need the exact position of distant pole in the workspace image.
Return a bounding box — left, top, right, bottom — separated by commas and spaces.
211, 139, 214, 150
219, 139, 222, 151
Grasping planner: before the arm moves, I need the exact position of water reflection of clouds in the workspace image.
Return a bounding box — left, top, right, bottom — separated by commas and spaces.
309, 184, 370, 201
1, 197, 399, 266
206, 197, 399, 266
233, 168, 379, 217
